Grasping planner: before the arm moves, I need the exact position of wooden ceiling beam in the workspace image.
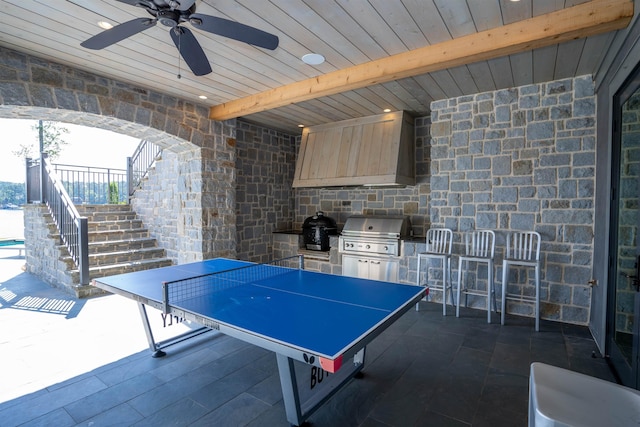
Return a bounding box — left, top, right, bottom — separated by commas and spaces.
210, 0, 633, 121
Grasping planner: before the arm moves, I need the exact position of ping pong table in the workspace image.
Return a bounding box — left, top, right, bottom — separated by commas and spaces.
92, 256, 425, 426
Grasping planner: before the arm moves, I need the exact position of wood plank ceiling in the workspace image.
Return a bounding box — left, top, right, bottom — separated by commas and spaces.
0, 0, 634, 134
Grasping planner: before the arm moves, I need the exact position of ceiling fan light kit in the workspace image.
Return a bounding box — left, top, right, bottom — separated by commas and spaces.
80, 0, 279, 77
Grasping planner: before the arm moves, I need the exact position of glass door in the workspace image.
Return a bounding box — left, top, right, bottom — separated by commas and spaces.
607, 65, 640, 388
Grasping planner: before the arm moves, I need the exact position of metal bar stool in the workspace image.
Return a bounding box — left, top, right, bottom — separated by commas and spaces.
501, 231, 541, 331
456, 230, 496, 323
416, 228, 453, 315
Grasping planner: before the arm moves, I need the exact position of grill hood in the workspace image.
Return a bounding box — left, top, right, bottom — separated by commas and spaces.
341, 215, 412, 238
292, 111, 415, 188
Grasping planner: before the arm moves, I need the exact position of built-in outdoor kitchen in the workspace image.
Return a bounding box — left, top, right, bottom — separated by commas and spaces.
237, 74, 599, 331
265, 110, 426, 280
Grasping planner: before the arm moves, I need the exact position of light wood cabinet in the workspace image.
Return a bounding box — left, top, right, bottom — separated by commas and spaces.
292, 111, 415, 188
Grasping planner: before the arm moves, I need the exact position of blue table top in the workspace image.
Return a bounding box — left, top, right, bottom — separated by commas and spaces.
94, 258, 424, 358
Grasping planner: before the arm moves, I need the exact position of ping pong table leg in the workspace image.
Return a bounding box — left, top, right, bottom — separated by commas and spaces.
276, 348, 366, 427
137, 303, 166, 358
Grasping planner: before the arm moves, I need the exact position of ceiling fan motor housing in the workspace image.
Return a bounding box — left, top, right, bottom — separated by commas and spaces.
157, 10, 179, 27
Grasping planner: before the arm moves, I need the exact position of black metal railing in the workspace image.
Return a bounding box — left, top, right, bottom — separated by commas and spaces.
35, 155, 90, 285
24, 140, 162, 286
128, 140, 162, 197
52, 164, 128, 205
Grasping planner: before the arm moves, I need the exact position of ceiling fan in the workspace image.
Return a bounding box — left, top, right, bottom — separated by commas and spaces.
80, 0, 279, 76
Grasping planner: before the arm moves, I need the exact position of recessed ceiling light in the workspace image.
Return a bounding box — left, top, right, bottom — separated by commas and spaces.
302, 53, 325, 65
198, 95, 207, 100
298, 124, 305, 128
383, 108, 391, 113
98, 21, 113, 30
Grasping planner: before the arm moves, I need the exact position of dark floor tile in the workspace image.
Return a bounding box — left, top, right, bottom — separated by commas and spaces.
490, 342, 532, 377
190, 393, 271, 426
570, 356, 617, 382
0, 376, 107, 426
426, 376, 484, 424
83, 402, 145, 426
149, 345, 225, 383
359, 416, 395, 427
530, 338, 569, 368
367, 355, 444, 426
562, 323, 593, 339
2, 297, 618, 427
19, 407, 76, 427
461, 328, 499, 353
307, 375, 379, 427
244, 401, 289, 427
478, 380, 529, 417
128, 344, 267, 417
448, 346, 492, 382
415, 409, 471, 427
565, 335, 601, 359
64, 372, 164, 423
425, 329, 465, 357
132, 397, 208, 426
246, 372, 283, 406
472, 407, 527, 427
190, 364, 272, 410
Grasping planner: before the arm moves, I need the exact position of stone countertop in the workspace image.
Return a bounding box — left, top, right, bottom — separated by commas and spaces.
274, 229, 425, 243
273, 229, 302, 235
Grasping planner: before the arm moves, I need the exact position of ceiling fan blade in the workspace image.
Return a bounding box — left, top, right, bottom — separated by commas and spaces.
81, 18, 157, 49
188, 14, 278, 50
169, 26, 212, 76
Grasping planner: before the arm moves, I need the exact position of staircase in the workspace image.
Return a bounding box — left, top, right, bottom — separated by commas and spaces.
43, 204, 173, 298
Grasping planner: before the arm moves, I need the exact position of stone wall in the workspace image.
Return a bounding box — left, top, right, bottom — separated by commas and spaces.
234, 120, 296, 263
0, 46, 235, 263
23, 205, 72, 291
429, 75, 596, 324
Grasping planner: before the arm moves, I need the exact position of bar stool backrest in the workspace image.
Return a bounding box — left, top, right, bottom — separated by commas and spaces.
465, 230, 495, 258
426, 228, 453, 255
506, 231, 541, 262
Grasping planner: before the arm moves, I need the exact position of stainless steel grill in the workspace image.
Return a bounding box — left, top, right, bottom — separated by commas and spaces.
339, 215, 411, 257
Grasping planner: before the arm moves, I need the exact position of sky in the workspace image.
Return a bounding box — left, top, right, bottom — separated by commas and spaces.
0, 119, 140, 183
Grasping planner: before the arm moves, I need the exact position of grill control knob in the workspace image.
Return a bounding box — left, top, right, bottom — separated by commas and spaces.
366, 245, 370, 249
384, 246, 389, 251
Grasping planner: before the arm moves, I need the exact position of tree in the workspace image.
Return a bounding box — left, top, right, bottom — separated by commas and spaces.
12, 120, 69, 161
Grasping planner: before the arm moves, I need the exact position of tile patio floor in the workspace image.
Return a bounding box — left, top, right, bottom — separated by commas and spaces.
0, 251, 616, 426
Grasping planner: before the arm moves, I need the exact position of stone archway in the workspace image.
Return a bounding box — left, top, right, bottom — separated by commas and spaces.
0, 46, 236, 262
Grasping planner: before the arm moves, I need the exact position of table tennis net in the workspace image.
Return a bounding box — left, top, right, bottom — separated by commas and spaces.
161, 255, 303, 313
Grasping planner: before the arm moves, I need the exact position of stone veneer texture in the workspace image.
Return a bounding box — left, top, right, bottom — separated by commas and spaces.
235, 120, 297, 263
430, 75, 596, 324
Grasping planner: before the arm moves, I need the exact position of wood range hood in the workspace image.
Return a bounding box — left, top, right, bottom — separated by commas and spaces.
292, 111, 415, 188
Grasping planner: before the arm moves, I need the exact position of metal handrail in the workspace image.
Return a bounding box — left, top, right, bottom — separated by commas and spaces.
42, 155, 90, 285
52, 163, 127, 205
128, 140, 162, 197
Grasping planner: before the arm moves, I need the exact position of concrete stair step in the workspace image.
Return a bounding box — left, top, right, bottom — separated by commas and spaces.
76, 204, 133, 213
35, 203, 174, 298
88, 219, 144, 231
88, 228, 150, 242
89, 238, 159, 254
89, 247, 167, 266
